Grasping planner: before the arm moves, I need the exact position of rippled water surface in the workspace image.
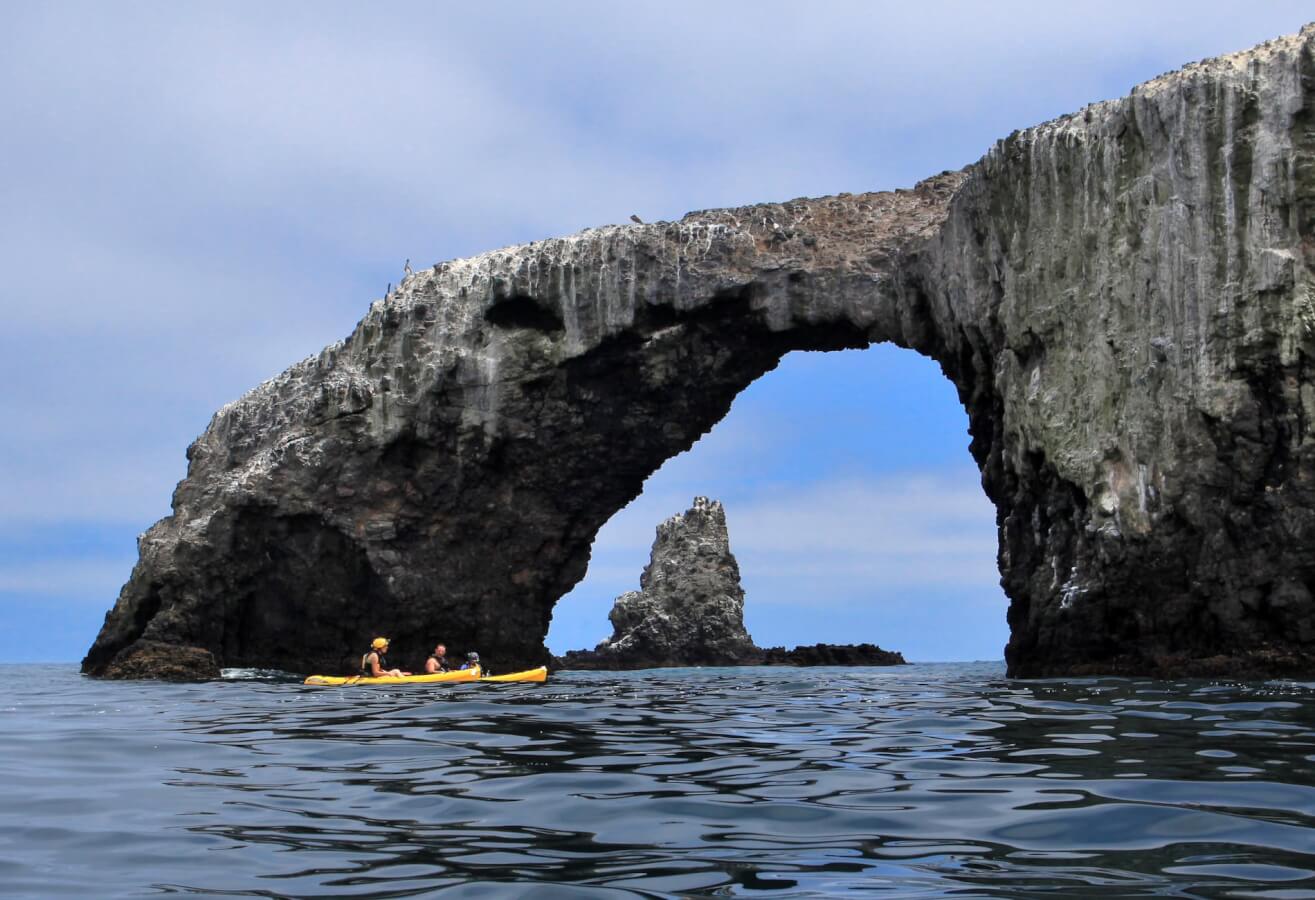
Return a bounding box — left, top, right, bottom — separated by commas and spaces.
4, 663, 1315, 897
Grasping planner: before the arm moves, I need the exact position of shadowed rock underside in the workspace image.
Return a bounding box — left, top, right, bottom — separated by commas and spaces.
85, 25, 1315, 680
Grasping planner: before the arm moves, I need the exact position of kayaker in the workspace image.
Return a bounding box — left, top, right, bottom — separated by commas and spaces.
424, 643, 450, 674
362, 637, 407, 678
459, 651, 480, 671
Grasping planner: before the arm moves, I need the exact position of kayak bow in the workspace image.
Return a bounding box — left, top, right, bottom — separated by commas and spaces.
480, 666, 547, 683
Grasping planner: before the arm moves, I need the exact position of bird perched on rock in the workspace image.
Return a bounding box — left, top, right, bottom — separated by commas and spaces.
629, 214, 644, 225
403, 258, 412, 276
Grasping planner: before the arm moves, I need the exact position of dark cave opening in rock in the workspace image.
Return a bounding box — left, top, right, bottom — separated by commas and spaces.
546, 344, 1007, 662
485, 293, 566, 333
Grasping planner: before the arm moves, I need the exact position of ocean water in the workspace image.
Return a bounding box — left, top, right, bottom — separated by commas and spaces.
3, 663, 1314, 898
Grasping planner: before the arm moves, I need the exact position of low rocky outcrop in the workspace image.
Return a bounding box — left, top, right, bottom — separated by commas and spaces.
85, 26, 1315, 680
760, 644, 906, 667
98, 641, 219, 681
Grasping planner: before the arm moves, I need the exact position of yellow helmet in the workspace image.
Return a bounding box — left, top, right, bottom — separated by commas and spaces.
371, 637, 390, 650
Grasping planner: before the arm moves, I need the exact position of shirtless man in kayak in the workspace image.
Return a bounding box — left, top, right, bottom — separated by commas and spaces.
362, 637, 408, 678
424, 643, 450, 674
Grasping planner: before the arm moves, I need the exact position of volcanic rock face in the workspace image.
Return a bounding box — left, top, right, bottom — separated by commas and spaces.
85, 26, 1315, 680
928, 29, 1315, 676
559, 497, 759, 669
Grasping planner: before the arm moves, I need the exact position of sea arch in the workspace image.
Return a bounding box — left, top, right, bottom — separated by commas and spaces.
84, 28, 1315, 678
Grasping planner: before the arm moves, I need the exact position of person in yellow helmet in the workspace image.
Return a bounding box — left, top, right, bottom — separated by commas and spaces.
361, 637, 407, 678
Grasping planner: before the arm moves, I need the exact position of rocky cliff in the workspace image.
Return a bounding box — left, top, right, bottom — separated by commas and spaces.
924, 28, 1315, 676
558, 497, 760, 669
85, 26, 1315, 680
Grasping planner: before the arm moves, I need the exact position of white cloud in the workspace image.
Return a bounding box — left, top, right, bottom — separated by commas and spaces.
0, 559, 134, 597
2, 450, 183, 527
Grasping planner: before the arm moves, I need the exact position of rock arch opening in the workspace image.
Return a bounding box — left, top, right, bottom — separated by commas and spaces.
547, 344, 1007, 662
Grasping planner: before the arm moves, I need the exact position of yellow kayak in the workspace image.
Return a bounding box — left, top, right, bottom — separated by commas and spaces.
304, 668, 478, 686
480, 666, 547, 683
303, 666, 547, 686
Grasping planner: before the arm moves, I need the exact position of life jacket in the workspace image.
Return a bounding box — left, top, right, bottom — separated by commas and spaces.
362, 651, 387, 675
428, 654, 448, 673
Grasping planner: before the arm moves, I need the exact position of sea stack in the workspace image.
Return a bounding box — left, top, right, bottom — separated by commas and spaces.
556, 498, 908, 670
563, 497, 760, 669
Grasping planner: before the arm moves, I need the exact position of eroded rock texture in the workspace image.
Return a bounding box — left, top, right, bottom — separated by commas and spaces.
85, 25, 1315, 680
929, 28, 1315, 676
558, 497, 759, 669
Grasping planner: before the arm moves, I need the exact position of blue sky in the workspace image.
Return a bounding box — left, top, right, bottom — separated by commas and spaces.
1, 3, 1309, 664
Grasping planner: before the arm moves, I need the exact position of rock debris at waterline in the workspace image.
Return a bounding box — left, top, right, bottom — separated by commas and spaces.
85, 25, 1315, 681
